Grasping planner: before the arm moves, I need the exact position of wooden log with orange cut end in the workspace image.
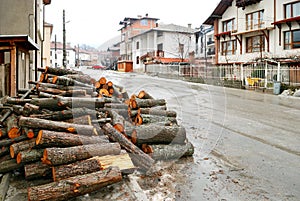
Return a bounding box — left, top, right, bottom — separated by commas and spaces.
99, 77, 107, 85
27, 166, 122, 201
6, 114, 20, 139
130, 98, 166, 110
0, 128, 7, 138
36, 130, 109, 148
137, 90, 154, 99
102, 123, 155, 172
41, 143, 121, 166
18, 116, 98, 136
16, 149, 44, 164
9, 138, 36, 158
40, 66, 79, 76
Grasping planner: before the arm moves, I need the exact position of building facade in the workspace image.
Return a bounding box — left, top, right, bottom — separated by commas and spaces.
50, 42, 76, 68
204, 0, 300, 86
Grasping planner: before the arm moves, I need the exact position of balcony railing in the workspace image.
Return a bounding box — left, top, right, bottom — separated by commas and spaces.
207, 50, 215, 56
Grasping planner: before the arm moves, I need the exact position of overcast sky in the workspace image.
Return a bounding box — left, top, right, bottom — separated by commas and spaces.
45, 0, 220, 48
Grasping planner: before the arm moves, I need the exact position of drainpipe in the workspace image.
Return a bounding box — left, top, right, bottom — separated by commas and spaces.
41, 4, 45, 68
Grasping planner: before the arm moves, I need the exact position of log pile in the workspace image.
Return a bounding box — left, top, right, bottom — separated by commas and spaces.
0, 66, 193, 200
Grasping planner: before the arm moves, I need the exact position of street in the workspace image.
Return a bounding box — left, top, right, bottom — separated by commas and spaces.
84, 67, 300, 201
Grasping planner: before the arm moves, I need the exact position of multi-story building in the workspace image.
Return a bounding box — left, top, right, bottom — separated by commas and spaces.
204, 0, 300, 86
0, 0, 51, 96
119, 14, 196, 71
50, 42, 76, 68
42, 22, 53, 68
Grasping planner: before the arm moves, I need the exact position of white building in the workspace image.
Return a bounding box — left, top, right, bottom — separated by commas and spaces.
204, 0, 300, 85
130, 23, 196, 71
50, 42, 76, 68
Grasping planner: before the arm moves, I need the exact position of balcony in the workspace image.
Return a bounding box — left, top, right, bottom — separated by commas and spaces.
207, 40, 214, 46
236, 0, 262, 9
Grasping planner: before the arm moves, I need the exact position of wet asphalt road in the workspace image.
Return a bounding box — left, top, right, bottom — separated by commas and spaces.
85, 68, 300, 201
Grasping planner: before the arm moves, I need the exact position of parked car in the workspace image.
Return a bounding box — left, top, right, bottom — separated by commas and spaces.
92, 65, 106, 70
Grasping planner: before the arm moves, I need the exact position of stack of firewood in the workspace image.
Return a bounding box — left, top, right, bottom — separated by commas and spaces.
0, 66, 193, 201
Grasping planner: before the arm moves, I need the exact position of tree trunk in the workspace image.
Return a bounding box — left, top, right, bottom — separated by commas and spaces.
42, 66, 79, 76
52, 76, 93, 88
104, 103, 128, 110
102, 123, 154, 172
29, 107, 98, 121
137, 90, 154, 99
18, 116, 98, 136
24, 161, 52, 180
139, 114, 177, 125
64, 74, 95, 85
144, 141, 194, 160
65, 115, 92, 125
16, 149, 44, 164
30, 97, 64, 111
27, 166, 122, 201
52, 158, 101, 181
5, 97, 31, 105
57, 97, 117, 109
6, 114, 20, 139
0, 158, 23, 174
131, 108, 177, 118
130, 98, 166, 109
0, 135, 29, 148
36, 130, 109, 148
42, 143, 121, 166
9, 138, 36, 158
125, 124, 187, 145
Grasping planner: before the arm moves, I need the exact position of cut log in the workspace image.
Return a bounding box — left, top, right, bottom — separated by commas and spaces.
36, 130, 109, 148
0, 109, 12, 124
104, 103, 128, 110
140, 114, 177, 125
0, 135, 29, 148
99, 77, 107, 85
24, 161, 52, 180
23, 128, 37, 139
110, 110, 125, 133
6, 114, 20, 139
52, 76, 93, 88
137, 90, 154, 99
42, 66, 79, 76
124, 124, 186, 145
22, 103, 40, 116
130, 98, 166, 109
42, 143, 121, 166
57, 97, 117, 109
30, 97, 63, 111
52, 158, 101, 181
145, 141, 194, 160
0, 128, 7, 138
0, 147, 9, 158
102, 123, 155, 172
5, 97, 31, 105
0, 158, 23, 174
16, 149, 44, 164
29, 107, 98, 121
18, 116, 97, 136
131, 108, 177, 118
20, 86, 36, 100
10, 138, 36, 158
0, 173, 10, 201
27, 166, 122, 201
93, 153, 136, 174
65, 115, 92, 125
64, 74, 95, 84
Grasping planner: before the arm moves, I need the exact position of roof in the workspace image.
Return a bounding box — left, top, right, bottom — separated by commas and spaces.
0, 35, 39, 50
203, 0, 233, 25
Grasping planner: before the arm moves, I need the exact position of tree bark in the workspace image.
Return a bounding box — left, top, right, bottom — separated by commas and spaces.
137, 90, 154, 99
52, 76, 93, 88
30, 97, 64, 111
124, 124, 187, 145
52, 158, 101, 181
24, 161, 52, 180
36, 130, 109, 148
0, 172, 10, 201
9, 138, 36, 158
30, 107, 98, 121
65, 115, 92, 125
27, 166, 122, 201
139, 114, 177, 125
131, 108, 177, 118
130, 98, 166, 109
18, 116, 98, 136
42, 66, 79, 76
16, 149, 44, 164
42, 143, 121, 166
144, 141, 194, 160
0, 147, 9, 158
57, 97, 117, 109
6, 114, 20, 139
102, 123, 154, 172
0, 128, 7, 138
0, 158, 23, 174
0, 135, 29, 148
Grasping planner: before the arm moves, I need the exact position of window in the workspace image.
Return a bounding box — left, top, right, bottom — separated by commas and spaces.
246, 35, 265, 53
285, 1, 300, 18
246, 10, 264, 30
157, 31, 163, 37
284, 30, 300, 49
136, 41, 139, 49
221, 40, 236, 55
140, 19, 148, 26
136, 56, 139, 64
157, 43, 163, 51
223, 18, 235, 32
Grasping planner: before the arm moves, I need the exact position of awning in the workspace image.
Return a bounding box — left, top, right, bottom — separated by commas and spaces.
0, 35, 39, 50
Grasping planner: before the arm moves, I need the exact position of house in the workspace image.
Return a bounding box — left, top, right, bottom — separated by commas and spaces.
0, 0, 51, 97
50, 42, 76, 68
42, 22, 53, 68
204, 0, 300, 87
119, 14, 197, 72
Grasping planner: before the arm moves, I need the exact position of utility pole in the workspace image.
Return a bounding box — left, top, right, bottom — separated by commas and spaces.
55, 34, 57, 68
62, 9, 67, 68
